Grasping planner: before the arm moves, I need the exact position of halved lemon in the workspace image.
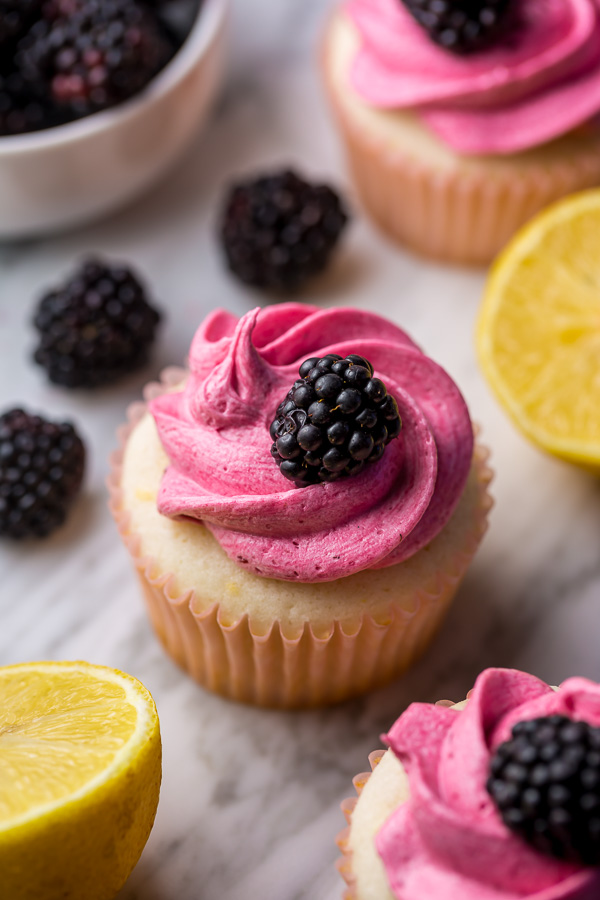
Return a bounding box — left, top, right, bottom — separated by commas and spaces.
477, 189, 600, 469
0, 660, 161, 900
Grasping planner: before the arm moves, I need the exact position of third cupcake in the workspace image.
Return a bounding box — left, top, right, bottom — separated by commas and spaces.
338, 667, 600, 898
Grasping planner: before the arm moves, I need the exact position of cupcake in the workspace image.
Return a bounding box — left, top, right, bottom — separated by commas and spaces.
338, 667, 600, 898
109, 304, 492, 708
322, 0, 600, 264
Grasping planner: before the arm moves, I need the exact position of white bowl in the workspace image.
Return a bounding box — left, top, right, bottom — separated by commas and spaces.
0, 0, 228, 239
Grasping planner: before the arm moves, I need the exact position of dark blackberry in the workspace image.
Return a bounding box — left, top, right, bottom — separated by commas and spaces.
0, 408, 85, 539
220, 169, 349, 292
0, 0, 42, 50
145, 0, 204, 45
401, 0, 512, 54
487, 715, 600, 864
269, 354, 401, 487
16, 0, 174, 116
0, 70, 56, 136
33, 258, 161, 388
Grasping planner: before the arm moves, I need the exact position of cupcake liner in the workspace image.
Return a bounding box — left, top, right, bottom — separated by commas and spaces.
336, 697, 465, 898
337, 749, 387, 900
108, 372, 493, 710
322, 19, 600, 265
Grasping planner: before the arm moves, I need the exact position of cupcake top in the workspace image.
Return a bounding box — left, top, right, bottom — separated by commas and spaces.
377, 668, 600, 899
345, 0, 600, 154
149, 304, 473, 582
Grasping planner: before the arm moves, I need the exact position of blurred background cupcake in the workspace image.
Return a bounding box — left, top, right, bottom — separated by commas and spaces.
110, 303, 493, 709
322, 0, 600, 264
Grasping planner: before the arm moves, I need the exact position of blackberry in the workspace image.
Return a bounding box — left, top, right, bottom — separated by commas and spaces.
220, 169, 349, 292
33, 258, 161, 388
0, 70, 55, 136
269, 354, 401, 487
0, 0, 42, 50
487, 715, 600, 864
401, 0, 512, 54
145, 0, 204, 43
0, 408, 85, 539
16, 0, 174, 116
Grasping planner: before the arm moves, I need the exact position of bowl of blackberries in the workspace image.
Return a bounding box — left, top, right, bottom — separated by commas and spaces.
0, 0, 227, 238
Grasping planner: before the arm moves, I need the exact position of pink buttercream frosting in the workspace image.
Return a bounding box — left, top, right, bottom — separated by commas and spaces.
377, 668, 600, 899
345, 0, 600, 154
149, 304, 473, 583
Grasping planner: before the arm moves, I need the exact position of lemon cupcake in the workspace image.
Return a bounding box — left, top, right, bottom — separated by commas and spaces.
338, 667, 600, 898
109, 303, 492, 708
323, 0, 600, 264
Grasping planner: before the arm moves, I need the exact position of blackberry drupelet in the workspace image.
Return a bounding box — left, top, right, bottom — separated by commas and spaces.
220, 169, 349, 291
0, 408, 85, 539
269, 353, 401, 487
16, 0, 174, 115
401, 0, 512, 54
487, 715, 600, 864
33, 258, 161, 388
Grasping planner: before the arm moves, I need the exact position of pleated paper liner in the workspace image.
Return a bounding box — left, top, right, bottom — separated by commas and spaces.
336, 697, 469, 898
109, 370, 493, 709
322, 13, 600, 265
337, 750, 387, 900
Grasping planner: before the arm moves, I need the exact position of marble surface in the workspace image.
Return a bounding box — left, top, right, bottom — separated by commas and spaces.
1, 1, 600, 898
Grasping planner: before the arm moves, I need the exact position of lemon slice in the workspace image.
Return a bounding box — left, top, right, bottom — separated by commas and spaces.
477, 189, 600, 468
0, 660, 161, 900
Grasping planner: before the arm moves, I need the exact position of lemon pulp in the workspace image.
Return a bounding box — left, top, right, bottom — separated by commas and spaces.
0, 661, 161, 900
477, 189, 600, 467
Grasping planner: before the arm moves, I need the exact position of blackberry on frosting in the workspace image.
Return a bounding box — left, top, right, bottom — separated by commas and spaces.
488, 714, 600, 865
269, 353, 401, 487
400, 0, 512, 54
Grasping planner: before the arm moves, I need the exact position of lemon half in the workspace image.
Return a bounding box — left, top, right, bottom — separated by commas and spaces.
0, 660, 161, 900
477, 189, 600, 469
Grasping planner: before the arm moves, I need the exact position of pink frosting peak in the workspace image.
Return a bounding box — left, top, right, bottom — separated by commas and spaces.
150, 304, 473, 583
377, 669, 600, 899
346, 0, 600, 154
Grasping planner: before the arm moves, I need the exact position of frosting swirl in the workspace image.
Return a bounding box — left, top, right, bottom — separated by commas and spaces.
150, 304, 473, 583
346, 0, 600, 154
377, 668, 600, 899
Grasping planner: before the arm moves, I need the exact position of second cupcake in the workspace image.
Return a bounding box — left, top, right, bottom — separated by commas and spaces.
323, 0, 600, 264
109, 304, 492, 708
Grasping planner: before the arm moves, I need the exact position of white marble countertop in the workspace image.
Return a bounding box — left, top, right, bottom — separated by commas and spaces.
1, 2, 600, 898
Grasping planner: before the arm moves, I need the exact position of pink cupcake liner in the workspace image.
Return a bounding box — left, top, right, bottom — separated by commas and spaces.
108, 372, 493, 709
322, 18, 600, 265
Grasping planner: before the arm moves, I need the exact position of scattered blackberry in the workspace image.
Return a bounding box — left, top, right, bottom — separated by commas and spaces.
16, 0, 174, 115
0, 0, 42, 50
401, 0, 512, 54
487, 715, 600, 864
220, 169, 349, 292
269, 354, 401, 487
33, 258, 161, 388
0, 408, 85, 539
